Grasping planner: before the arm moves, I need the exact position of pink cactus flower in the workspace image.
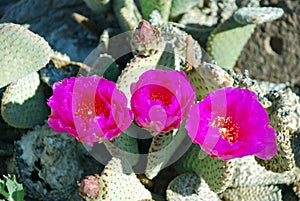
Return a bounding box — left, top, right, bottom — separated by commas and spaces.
186, 87, 277, 160
130, 70, 196, 134
47, 75, 133, 146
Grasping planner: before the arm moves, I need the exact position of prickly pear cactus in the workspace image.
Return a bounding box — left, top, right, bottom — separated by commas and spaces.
79, 157, 152, 201
0, 23, 52, 88
1, 1, 298, 200
1, 72, 49, 128
173, 144, 236, 193
166, 173, 221, 201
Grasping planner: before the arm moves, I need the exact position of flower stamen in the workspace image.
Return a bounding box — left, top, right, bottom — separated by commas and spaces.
95, 94, 110, 118
149, 86, 173, 106
210, 116, 239, 144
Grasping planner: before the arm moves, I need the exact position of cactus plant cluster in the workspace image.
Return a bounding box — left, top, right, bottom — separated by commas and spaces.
0, 0, 299, 201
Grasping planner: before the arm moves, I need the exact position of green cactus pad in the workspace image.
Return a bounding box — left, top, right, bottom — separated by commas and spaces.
103, 133, 139, 167
170, 0, 199, 18
174, 144, 236, 193
206, 18, 256, 69
139, 0, 172, 22
81, 157, 152, 201
145, 122, 191, 179
87, 53, 120, 82
0, 23, 52, 88
1, 72, 49, 128
112, 0, 142, 31
185, 62, 233, 101
83, 0, 110, 13
166, 173, 221, 201
234, 7, 284, 25
221, 185, 282, 201
116, 50, 175, 104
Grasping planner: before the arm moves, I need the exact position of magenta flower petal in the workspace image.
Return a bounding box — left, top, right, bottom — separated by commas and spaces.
186, 87, 277, 160
48, 75, 133, 146
130, 70, 196, 134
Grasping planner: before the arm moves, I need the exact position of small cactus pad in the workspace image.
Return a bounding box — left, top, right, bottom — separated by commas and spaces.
79, 157, 152, 201
0, 23, 52, 88
234, 7, 284, 25
174, 144, 236, 193
1, 72, 49, 128
104, 133, 139, 167
206, 18, 256, 69
145, 123, 191, 179
112, 0, 142, 31
185, 62, 233, 101
83, 0, 110, 13
139, 0, 172, 22
166, 173, 221, 201
221, 185, 282, 201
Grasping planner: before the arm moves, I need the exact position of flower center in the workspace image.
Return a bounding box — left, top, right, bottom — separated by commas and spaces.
95, 94, 110, 118
210, 116, 239, 144
74, 94, 110, 120
149, 85, 173, 106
